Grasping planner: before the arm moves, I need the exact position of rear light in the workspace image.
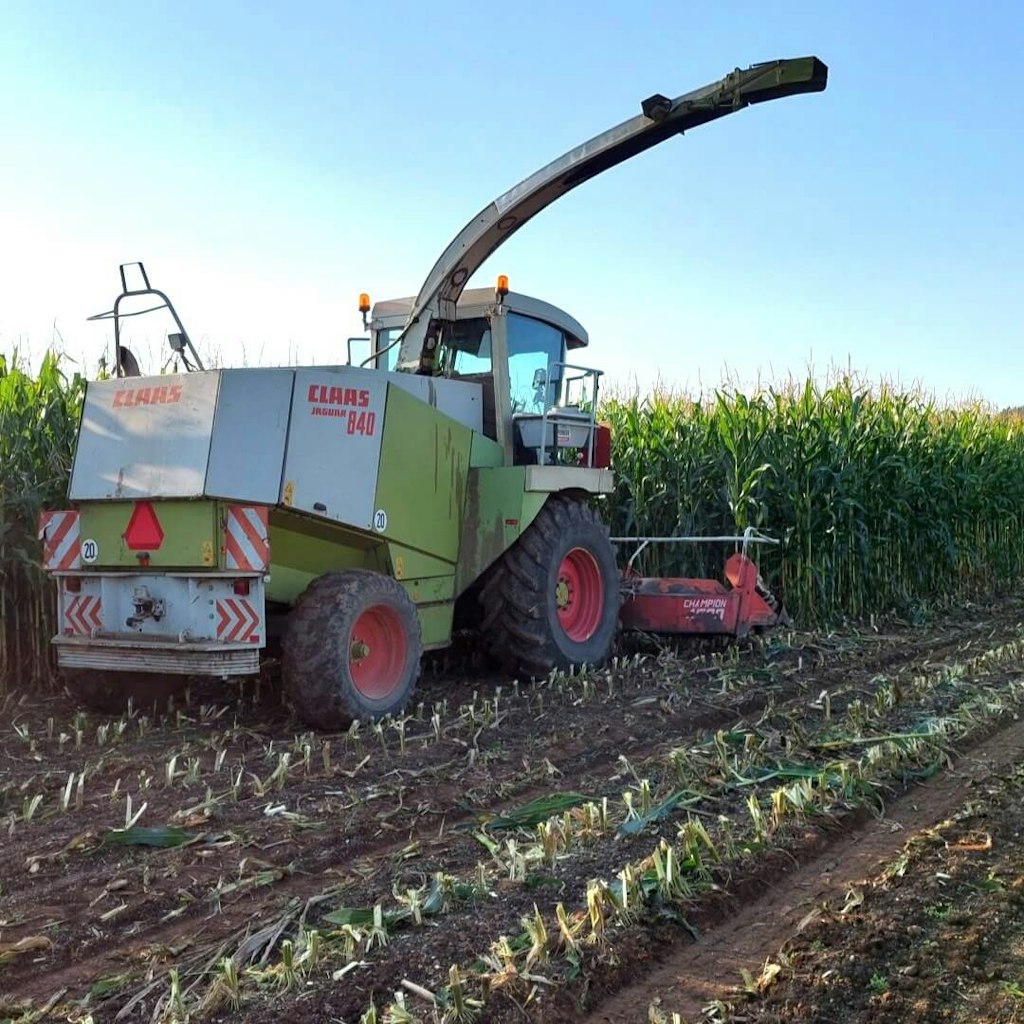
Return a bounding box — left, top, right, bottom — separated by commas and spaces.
233, 579, 251, 595
65, 577, 82, 593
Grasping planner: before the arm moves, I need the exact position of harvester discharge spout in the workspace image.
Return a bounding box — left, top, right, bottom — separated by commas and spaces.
392, 56, 827, 373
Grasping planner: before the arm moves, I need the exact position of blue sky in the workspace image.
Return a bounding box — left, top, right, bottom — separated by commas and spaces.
2, 1, 1022, 407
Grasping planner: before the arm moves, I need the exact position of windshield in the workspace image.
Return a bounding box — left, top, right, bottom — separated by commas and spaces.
442, 318, 493, 376
507, 312, 565, 413
379, 312, 568, 416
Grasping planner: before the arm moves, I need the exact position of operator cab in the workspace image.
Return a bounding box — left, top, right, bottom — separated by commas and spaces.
366, 287, 605, 467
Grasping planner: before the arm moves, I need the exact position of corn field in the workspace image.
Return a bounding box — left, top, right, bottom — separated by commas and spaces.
602, 375, 1024, 624
0, 352, 84, 690
2, 351, 1024, 690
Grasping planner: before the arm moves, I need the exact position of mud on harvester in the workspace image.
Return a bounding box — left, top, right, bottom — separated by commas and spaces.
39, 57, 825, 728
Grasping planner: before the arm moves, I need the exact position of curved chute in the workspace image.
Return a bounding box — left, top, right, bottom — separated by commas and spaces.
393, 56, 827, 372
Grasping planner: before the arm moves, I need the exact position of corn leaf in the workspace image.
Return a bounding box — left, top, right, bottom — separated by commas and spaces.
617, 790, 698, 836
483, 792, 592, 831
98, 825, 194, 849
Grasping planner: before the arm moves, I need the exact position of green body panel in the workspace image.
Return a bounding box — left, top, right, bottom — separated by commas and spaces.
455, 467, 549, 593
414, 603, 457, 651
77, 500, 219, 569
469, 432, 505, 468
263, 508, 384, 604
385, 544, 454, 582
373, 385, 473, 565
398, 576, 455, 603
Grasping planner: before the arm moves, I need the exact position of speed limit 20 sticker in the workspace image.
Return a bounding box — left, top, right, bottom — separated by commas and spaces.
81, 538, 99, 563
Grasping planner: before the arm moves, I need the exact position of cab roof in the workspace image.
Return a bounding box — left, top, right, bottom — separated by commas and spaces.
370, 287, 589, 349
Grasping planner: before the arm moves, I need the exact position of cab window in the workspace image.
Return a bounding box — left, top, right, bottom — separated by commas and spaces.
444, 318, 492, 376
507, 312, 565, 413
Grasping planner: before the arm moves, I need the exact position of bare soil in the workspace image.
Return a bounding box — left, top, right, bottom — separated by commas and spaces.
1, 593, 1023, 1023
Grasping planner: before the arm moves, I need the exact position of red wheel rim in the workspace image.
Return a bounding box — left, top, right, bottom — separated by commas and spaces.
349, 605, 407, 701
555, 547, 604, 642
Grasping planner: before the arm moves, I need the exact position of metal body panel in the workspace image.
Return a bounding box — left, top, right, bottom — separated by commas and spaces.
618, 554, 788, 639
382, 371, 432, 404
366, 370, 483, 434
77, 500, 218, 568
263, 508, 383, 605
207, 369, 293, 503
373, 385, 472, 565
386, 544, 456, 583
371, 289, 589, 349
515, 414, 593, 451
69, 372, 221, 500
470, 433, 504, 468
415, 603, 456, 650
432, 377, 482, 434
282, 368, 388, 529
455, 467, 548, 593
523, 465, 614, 494
56, 572, 266, 645
54, 636, 260, 676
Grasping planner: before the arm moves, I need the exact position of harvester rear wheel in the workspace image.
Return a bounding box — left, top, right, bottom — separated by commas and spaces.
480, 494, 620, 677
281, 569, 422, 730
63, 670, 187, 715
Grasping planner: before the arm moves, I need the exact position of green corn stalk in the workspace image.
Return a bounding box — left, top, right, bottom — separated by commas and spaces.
0, 350, 87, 691
600, 372, 1024, 626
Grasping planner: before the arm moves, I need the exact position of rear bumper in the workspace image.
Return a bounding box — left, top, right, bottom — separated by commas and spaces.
49, 570, 267, 677
53, 635, 260, 676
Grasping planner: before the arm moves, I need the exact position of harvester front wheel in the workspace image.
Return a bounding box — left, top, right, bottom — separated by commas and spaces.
480, 494, 620, 677
281, 570, 422, 730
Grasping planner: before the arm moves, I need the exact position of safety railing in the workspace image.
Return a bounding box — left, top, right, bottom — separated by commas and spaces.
610, 526, 782, 574
513, 361, 603, 465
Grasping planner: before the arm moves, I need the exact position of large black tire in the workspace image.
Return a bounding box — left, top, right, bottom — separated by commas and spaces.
63, 670, 187, 715
479, 494, 620, 677
281, 569, 423, 730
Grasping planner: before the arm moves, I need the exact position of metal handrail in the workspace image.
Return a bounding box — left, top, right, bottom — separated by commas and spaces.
610, 526, 781, 573
87, 262, 205, 375
522, 360, 603, 464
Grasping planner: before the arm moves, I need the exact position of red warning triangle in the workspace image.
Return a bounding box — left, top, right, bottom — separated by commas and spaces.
123, 501, 165, 551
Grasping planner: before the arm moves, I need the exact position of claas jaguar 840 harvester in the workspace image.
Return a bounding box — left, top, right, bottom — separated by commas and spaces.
39, 57, 826, 728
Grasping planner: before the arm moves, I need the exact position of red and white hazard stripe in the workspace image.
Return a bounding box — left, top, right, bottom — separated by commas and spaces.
39, 511, 81, 571
216, 598, 261, 642
224, 505, 270, 572
64, 595, 102, 636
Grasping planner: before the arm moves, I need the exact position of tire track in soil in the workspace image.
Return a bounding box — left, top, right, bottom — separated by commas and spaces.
1, 608, 1017, 1008
580, 716, 1024, 1024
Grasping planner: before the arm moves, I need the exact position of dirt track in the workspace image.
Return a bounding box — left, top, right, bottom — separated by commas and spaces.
587, 716, 1024, 1023
1, 594, 1023, 1022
